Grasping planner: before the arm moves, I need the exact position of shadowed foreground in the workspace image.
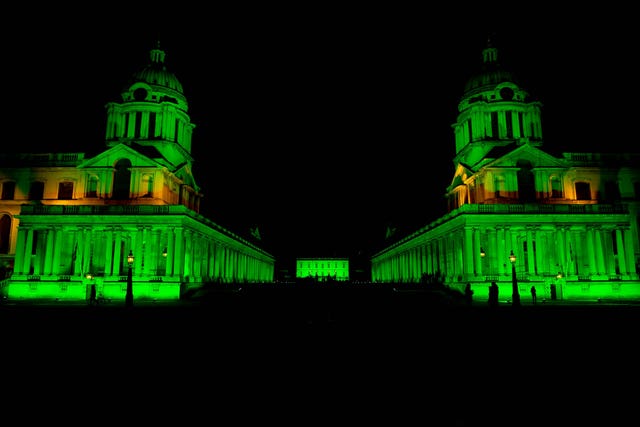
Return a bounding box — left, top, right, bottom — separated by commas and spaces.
3, 283, 639, 345
2, 285, 638, 426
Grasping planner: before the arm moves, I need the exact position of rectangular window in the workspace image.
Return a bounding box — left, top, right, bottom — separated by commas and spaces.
634, 182, 640, 200
58, 182, 74, 200
1, 181, 16, 200
575, 182, 591, 200
604, 181, 620, 202
29, 181, 45, 200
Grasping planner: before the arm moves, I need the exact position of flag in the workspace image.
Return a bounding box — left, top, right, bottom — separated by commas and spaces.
385, 226, 397, 240
250, 226, 261, 240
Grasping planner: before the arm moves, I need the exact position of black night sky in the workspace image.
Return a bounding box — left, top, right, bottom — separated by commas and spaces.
4, 4, 635, 270
2, 7, 640, 423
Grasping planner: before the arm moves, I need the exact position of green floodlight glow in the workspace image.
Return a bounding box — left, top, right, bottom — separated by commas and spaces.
5, 38, 640, 306
296, 258, 349, 282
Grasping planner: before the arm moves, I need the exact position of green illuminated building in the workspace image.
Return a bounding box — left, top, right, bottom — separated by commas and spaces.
0, 43, 275, 302
371, 39, 640, 302
296, 258, 349, 282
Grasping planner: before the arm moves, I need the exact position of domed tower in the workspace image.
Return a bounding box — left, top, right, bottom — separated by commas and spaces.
104, 41, 195, 170
451, 37, 543, 168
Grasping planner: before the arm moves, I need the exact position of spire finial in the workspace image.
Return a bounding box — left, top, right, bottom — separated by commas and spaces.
486, 31, 497, 48
483, 32, 498, 65
150, 40, 166, 65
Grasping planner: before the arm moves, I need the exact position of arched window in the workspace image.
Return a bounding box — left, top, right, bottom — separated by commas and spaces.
142, 174, 154, 197
550, 176, 563, 198
494, 176, 505, 198
516, 160, 535, 202
112, 159, 132, 200
86, 176, 98, 198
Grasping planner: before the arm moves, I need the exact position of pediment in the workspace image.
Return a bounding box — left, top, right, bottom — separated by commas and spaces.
448, 144, 568, 191
77, 143, 165, 169
449, 163, 474, 188
484, 144, 568, 169
173, 163, 199, 191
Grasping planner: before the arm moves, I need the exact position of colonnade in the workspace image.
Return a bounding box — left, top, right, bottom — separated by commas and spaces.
371, 221, 638, 285
9, 214, 274, 296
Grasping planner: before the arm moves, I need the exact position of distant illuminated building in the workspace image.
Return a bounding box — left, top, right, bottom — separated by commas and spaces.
371, 39, 640, 302
296, 258, 349, 282
0, 42, 274, 303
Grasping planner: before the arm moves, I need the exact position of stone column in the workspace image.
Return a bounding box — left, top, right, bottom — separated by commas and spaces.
615, 228, 627, 275
43, 229, 54, 276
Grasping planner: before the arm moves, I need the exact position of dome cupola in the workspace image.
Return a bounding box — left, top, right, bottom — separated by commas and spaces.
104, 41, 195, 161
462, 38, 519, 97
130, 43, 184, 94
451, 36, 544, 168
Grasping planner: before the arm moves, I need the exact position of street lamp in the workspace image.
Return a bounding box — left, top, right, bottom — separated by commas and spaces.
86, 273, 96, 306
125, 250, 134, 307
509, 250, 520, 307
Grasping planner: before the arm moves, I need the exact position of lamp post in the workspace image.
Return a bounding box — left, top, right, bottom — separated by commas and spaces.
509, 250, 520, 307
125, 250, 134, 308
86, 273, 96, 306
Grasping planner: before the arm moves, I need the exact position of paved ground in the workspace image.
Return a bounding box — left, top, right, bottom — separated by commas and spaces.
2, 289, 638, 425
3, 288, 639, 351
